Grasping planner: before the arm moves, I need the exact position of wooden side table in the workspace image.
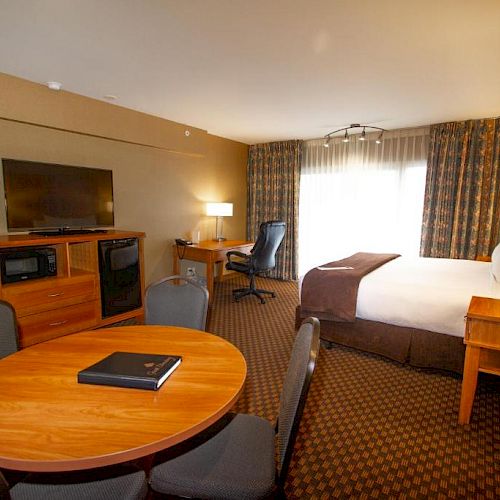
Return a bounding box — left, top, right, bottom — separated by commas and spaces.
458, 296, 500, 424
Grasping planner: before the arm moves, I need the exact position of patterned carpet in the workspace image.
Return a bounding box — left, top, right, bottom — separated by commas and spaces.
209, 276, 500, 499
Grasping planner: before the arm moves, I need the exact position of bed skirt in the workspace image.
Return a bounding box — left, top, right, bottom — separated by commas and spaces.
295, 306, 465, 374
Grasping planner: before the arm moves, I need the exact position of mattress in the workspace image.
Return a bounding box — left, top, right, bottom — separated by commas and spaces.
301, 257, 500, 338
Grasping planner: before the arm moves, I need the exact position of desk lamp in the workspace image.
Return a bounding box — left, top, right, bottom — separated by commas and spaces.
206, 202, 233, 241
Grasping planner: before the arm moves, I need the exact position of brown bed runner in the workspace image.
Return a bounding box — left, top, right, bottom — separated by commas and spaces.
300, 252, 400, 322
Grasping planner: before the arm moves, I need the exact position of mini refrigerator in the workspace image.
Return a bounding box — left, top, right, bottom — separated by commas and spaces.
98, 238, 142, 318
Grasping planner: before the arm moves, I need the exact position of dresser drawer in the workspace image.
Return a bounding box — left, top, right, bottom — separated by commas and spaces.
2, 275, 97, 317
18, 301, 99, 348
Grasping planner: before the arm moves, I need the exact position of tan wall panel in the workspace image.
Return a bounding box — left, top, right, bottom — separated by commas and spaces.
0, 72, 206, 155
0, 74, 248, 285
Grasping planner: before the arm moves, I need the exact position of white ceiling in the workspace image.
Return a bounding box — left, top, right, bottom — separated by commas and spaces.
0, 0, 499, 145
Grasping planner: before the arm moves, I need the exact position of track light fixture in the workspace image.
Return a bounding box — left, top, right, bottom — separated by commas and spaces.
324, 123, 386, 146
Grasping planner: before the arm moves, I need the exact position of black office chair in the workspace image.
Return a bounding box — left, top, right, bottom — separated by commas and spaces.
149, 317, 320, 499
225, 221, 286, 303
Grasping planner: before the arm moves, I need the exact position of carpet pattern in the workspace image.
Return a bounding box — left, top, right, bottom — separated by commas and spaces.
209, 276, 500, 499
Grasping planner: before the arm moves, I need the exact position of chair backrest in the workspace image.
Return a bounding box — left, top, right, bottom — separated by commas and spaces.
0, 300, 19, 359
145, 275, 209, 331
250, 221, 286, 272
277, 317, 320, 485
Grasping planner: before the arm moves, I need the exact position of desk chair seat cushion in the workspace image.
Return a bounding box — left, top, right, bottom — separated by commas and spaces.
225, 259, 250, 274
150, 413, 276, 499
10, 467, 147, 500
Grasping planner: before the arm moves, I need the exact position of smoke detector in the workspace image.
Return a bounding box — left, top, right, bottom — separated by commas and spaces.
46, 81, 62, 91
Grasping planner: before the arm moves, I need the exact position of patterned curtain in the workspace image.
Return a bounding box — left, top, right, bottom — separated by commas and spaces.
420, 118, 500, 259
247, 140, 301, 280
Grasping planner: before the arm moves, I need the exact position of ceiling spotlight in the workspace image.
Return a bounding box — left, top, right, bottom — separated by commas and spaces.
103, 94, 118, 101
46, 81, 62, 91
323, 123, 387, 146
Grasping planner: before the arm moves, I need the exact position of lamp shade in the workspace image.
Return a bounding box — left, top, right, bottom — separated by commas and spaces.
206, 202, 233, 217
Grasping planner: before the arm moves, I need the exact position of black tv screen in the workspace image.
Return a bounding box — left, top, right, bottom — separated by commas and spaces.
2, 159, 114, 231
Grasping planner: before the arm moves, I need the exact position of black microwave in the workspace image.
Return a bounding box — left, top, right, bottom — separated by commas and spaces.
0, 247, 57, 284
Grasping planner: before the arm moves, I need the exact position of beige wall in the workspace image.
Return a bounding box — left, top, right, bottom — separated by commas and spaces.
0, 73, 248, 285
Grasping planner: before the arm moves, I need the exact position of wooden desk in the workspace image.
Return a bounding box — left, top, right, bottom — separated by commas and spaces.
172, 240, 253, 302
458, 296, 500, 424
0, 326, 246, 471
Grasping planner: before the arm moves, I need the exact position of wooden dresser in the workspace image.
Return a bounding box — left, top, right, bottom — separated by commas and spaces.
0, 230, 145, 348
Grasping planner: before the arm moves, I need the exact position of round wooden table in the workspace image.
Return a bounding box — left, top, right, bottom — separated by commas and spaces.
0, 326, 247, 472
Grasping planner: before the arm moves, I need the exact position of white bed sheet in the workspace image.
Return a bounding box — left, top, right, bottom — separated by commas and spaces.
301, 257, 500, 338
358, 257, 500, 337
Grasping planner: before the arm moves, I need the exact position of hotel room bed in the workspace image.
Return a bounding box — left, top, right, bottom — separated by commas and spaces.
296, 256, 500, 374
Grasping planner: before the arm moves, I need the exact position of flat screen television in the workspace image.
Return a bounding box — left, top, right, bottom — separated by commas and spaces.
2, 159, 114, 232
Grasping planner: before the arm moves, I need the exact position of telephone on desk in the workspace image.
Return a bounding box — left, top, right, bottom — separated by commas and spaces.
175, 238, 192, 246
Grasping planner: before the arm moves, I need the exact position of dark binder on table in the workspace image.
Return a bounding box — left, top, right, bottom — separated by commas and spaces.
78, 352, 182, 391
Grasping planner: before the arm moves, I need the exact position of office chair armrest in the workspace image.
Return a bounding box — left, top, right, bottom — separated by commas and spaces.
226, 250, 251, 262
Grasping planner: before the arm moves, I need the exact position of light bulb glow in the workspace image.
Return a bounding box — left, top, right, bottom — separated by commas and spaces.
323, 125, 387, 146
206, 202, 233, 217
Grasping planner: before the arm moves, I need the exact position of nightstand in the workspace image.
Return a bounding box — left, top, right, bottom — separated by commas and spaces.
458, 296, 500, 424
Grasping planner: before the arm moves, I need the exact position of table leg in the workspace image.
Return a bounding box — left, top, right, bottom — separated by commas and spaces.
216, 259, 224, 282
458, 345, 480, 424
206, 259, 214, 303
172, 247, 180, 275
134, 453, 155, 476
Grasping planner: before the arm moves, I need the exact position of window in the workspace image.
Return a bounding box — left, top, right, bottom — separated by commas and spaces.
299, 128, 429, 275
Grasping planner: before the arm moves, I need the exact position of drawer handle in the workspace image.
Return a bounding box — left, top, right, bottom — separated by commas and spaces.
48, 320, 68, 327
47, 292, 65, 297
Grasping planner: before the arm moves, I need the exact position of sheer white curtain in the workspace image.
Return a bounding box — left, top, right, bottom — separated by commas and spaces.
299, 127, 429, 275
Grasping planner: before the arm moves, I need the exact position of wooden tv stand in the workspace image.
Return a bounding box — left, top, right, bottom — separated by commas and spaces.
0, 230, 145, 348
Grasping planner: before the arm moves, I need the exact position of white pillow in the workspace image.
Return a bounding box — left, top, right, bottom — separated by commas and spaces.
492, 243, 500, 282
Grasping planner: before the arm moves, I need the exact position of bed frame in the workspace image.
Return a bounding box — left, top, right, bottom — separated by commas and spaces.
295, 306, 465, 374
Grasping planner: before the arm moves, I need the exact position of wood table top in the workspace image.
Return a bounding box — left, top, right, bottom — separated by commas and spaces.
0, 326, 246, 472
0, 229, 146, 247
173, 240, 253, 251
194, 240, 253, 249
467, 296, 500, 322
